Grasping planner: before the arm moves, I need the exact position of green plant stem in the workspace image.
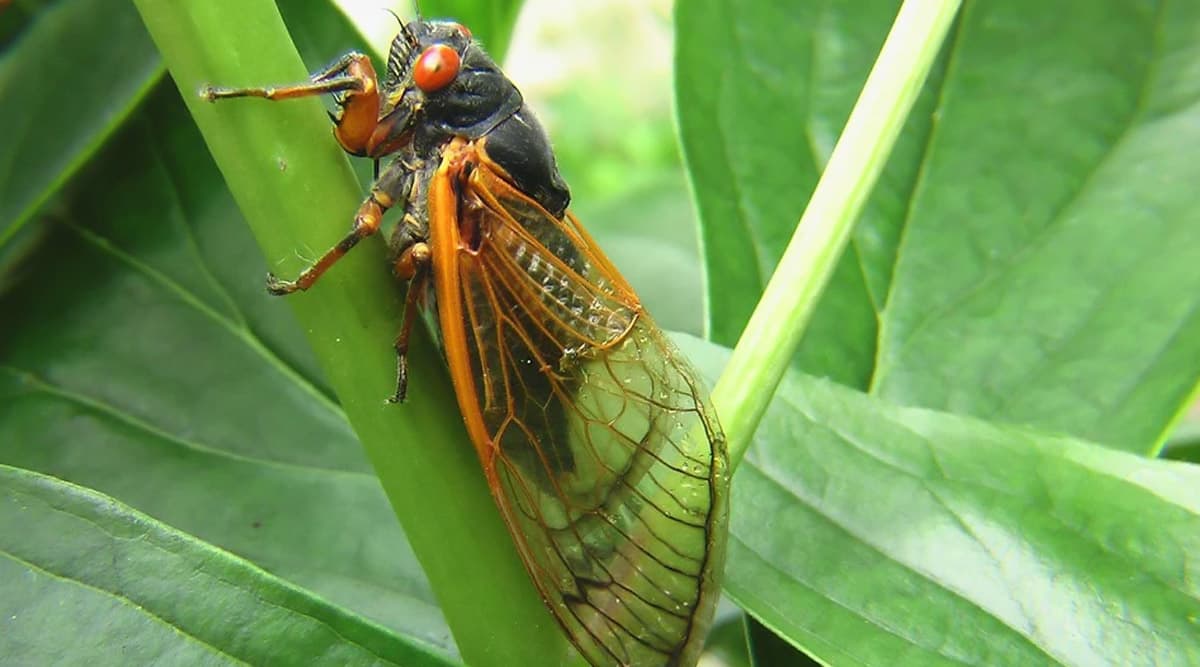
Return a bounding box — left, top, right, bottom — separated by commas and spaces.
712, 0, 962, 466
132, 1, 576, 665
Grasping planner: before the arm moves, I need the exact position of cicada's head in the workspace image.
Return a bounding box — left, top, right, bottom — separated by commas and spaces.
381, 19, 523, 152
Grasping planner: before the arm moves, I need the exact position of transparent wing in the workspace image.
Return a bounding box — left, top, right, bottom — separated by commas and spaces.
431, 157, 729, 666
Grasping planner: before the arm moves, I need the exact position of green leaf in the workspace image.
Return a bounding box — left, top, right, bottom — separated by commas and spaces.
871, 0, 1200, 453
0, 465, 456, 666
0, 83, 453, 650
0, 0, 162, 246
676, 0, 926, 389
680, 335, 1200, 666
677, 0, 1200, 452
694, 0, 958, 465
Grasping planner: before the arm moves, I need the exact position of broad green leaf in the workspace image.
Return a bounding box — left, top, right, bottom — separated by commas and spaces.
0, 465, 456, 666
675, 0, 931, 389
680, 335, 1200, 666
0, 83, 452, 650
0, 0, 162, 247
871, 0, 1200, 453
677, 0, 1200, 452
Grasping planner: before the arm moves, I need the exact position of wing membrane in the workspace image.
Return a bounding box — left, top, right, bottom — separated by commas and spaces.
429, 147, 729, 666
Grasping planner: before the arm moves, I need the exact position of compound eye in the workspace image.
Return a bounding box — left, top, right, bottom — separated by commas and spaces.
413, 43, 460, 92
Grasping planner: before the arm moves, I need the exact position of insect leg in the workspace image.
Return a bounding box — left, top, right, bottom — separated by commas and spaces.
266, 158, 416, 294
388, 241, 431, 404
385, 160, 434, 403
264, 194, 385, 294
201, 52, 382, 155
200, 52, 370, 101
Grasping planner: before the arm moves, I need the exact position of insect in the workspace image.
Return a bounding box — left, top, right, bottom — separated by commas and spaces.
203, 16, 728, 667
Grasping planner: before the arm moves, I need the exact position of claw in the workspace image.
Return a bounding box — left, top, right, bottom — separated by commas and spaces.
265, 272, 300, 295
387, 355, 410, 404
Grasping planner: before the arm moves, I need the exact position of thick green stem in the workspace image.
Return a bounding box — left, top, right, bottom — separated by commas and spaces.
713, 0, 963, 466
132, 1, 575, 664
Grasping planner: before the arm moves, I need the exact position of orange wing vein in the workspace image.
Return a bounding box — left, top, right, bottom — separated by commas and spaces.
429, 138, 729, 667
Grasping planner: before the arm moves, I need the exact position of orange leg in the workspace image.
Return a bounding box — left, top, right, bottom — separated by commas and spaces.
201, 52, 382, 155
265, 192, 390, 294
262, 137, 416, 294
388, 241, 433, 403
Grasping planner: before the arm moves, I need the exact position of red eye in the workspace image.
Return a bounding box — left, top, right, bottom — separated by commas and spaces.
413, 44, 461, 92
451, 22, 471, 40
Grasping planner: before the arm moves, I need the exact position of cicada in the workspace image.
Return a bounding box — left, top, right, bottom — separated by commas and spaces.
204, 17, 728, 667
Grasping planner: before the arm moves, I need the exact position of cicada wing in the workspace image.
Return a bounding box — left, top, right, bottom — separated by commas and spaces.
487, 318, 729, 667
430, 155, 729, 666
